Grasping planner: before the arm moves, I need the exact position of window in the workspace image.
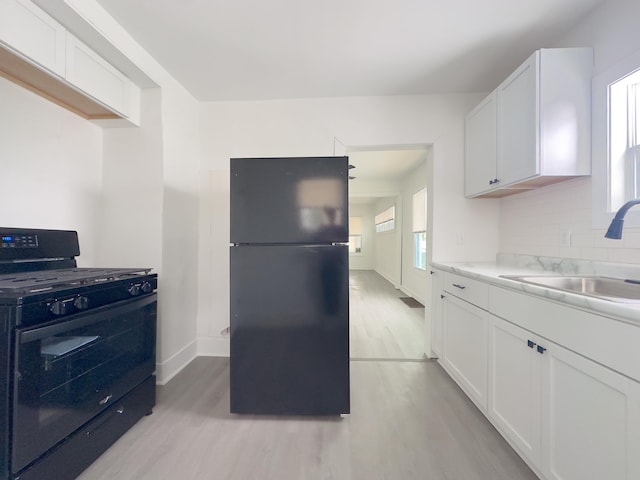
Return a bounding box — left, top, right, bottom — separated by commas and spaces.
593, 49, 640, 229
375, 206, 395, 232
412, 188, 427, 270
609, 68, 640, 210
348, 216, 363, 253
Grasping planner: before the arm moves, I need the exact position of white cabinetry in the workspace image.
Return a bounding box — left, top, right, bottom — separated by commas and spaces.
464, 92, 497, 196
489, 315, 542, 467
440, 272, 489, 411
65, 35, 132, 118
487, 284, 640, 480
0, 0, 139, 124
0, 0, 65, 76
497, 54, 537, 187
464, 48, 592, 198
430, 269, 444, 357
442, 295, 488, 410
542, 343, 640, 480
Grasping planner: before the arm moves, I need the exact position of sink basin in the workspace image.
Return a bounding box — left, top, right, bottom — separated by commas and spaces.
500, 275, 640, 303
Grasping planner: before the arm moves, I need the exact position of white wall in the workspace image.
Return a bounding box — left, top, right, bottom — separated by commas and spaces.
48, 0, 204, 383
499, 0, 640, 263
431, 127, 501, 262
0, 77, 103, 266
198, 93, 495, 355
400, 160, 429, 305
348, 203, 375, 270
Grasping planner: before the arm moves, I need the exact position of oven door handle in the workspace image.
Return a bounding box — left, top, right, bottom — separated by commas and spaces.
18, 294, 157, 343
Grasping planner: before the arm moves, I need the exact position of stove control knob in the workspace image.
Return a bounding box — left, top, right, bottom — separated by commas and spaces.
141, 281, 153, 294
49, 299, 72, 316
128, 284, 141, 296
74, 296, 89, 310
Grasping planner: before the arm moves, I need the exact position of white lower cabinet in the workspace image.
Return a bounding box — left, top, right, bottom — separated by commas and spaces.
489, 316, 542, 467
541, 343, 640, 480
442, 294, 488, 410
430, 270, 443, 357
489, 314, 640, 480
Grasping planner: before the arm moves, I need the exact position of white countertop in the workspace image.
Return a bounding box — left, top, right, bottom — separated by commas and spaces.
432, 254, 640, 325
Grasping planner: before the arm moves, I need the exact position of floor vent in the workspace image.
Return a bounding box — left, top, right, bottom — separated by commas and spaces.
398, 296, 424, 308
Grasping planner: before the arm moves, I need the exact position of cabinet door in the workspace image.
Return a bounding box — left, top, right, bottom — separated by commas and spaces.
465, 91, 497, 197
430, 270, 443, 357
541, 343, 640, 480
0, 0, 66, 76
497, 52, 538, 186
488, 316, 541, 468
65, 34, 131, 117
442, 294, 488, 410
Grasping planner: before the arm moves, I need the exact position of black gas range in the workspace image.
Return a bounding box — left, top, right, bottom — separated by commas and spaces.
0, 228, 157, 480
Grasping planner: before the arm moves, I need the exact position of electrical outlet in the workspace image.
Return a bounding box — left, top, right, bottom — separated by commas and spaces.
560, 229, 572, 247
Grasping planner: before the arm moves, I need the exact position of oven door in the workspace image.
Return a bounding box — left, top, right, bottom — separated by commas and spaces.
11, 294, 156, 474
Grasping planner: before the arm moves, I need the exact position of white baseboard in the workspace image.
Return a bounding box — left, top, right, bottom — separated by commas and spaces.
375, 269, 400, 289
155, 340, 198, 385
197, 336, 230, 357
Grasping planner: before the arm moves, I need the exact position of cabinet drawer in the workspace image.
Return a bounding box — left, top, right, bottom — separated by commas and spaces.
443, 272, 489, 309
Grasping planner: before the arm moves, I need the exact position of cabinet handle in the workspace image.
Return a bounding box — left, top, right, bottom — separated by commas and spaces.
453, 284, 466, 290
527, 340, 536, 349
536, 345, 547, 354
430, 270, 435, 274
440, 294, 445, 299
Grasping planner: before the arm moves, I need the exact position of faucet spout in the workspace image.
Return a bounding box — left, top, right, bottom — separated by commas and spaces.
605, 198, 640, 239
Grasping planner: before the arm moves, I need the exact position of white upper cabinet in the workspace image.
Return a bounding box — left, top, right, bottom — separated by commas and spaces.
465, 48, 593, 198
65, 34, 131, 118
0, 0, 139, 124
0, 0, 66, 76
497, 54, 538, 187
465, 92, 497, 196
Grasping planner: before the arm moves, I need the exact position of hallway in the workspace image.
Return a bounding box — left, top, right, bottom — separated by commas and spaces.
349, 270, 425, 360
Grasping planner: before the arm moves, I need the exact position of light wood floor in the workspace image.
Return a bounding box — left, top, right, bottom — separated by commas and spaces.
77, 270, 536, 480
349, 270, 425, 360
78, 357, 536, 480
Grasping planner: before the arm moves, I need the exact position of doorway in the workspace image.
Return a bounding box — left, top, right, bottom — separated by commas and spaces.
345, 145, 430, 361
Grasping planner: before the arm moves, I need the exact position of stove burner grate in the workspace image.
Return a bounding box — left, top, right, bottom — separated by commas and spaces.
0, 267, 152, 294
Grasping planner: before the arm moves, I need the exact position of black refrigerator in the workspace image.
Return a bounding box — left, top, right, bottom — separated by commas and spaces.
230, 156, 350, 415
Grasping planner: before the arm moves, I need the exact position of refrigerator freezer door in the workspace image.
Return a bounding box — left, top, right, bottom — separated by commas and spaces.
230, 157, 348, 245
230, 244, 350, 415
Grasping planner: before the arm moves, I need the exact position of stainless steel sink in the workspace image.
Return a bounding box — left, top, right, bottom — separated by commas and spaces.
500, 275, 640, 303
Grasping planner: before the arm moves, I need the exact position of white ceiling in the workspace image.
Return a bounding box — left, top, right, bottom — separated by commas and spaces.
95, 0, 605, 102
347, 147, 427, 204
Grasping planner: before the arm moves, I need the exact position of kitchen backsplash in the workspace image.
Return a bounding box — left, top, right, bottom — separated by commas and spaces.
499, 177, 640, 264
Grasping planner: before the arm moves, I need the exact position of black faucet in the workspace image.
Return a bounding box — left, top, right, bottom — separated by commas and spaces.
605, 198, 640, 239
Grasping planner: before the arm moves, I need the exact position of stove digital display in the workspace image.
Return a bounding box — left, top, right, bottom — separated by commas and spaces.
1, 234, 38, 248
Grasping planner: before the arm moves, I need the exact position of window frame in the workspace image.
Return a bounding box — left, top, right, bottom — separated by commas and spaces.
592, 48, 640, 229
412, 188, 427, 270
375, 206, 395, 233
